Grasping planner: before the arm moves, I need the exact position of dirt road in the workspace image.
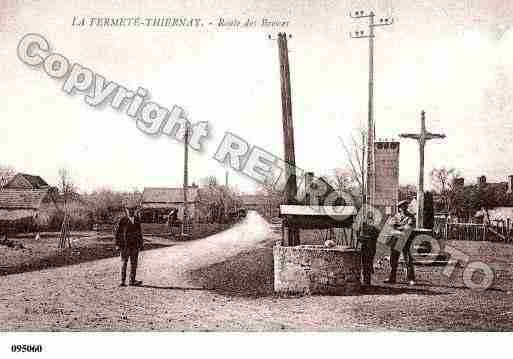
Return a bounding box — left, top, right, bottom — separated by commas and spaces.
0, 211, 277, 330
1, 211, 512, 331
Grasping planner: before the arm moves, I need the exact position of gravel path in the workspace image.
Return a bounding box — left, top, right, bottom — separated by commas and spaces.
0, 211, 278, 330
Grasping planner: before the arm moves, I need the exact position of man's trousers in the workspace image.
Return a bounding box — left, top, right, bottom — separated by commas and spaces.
388, 236, 415, 282
361, 240, 377, 286
120, 248, 139, 284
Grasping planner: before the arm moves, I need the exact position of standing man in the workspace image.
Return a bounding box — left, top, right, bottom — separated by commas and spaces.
360, 211, 381, 289
385, 200, 416, 285
114, 204, 144, 287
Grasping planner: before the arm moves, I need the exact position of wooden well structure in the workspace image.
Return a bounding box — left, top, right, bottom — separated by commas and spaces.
273, 33, 361, 295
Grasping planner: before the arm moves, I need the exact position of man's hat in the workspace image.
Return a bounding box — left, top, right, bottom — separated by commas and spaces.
397, 200, 409, 209
123, 194, 141, 209
124, 200, 139, 209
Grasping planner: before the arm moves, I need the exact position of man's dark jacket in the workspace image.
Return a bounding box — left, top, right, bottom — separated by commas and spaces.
114, 216, 143, 250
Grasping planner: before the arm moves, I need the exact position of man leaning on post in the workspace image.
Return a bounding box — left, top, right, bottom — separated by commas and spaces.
114, 203, 144, 287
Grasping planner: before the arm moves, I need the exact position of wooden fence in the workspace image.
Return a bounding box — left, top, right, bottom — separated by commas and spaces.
434, 216, 513, 243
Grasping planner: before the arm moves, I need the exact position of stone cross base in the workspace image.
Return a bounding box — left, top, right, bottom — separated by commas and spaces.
273, 244, 361, 295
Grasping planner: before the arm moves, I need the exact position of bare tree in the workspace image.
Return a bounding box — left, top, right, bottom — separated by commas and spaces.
338, 127, 366, 206
0, 165, 15, 189
430, 167, 461, 215
199, 178, 242, 223
329, 168, 357, 193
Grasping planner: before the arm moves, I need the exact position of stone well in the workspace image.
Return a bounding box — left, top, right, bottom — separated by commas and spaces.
274, 244, 361, 295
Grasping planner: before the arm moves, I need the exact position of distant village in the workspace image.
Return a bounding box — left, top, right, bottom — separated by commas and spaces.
2, 165, 513, 237
0, 170, 261, 235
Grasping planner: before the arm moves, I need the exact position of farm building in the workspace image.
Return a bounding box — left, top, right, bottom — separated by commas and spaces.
0, 173, 91, 232
0, 187, 58, 233
140, 186, 203, 223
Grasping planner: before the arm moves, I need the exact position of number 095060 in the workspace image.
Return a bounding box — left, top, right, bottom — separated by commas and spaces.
11, 344, 43, 353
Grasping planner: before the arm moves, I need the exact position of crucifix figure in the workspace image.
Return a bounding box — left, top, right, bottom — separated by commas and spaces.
400, 110, 445, 229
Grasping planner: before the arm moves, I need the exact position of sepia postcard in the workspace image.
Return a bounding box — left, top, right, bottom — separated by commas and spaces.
1, 0, 513, 357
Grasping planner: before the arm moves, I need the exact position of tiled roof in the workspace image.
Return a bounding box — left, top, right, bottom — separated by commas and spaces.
0, 189, 50, 209
19, 174, 49, 188
142, 187, 200, 205
5, 173, 49, 189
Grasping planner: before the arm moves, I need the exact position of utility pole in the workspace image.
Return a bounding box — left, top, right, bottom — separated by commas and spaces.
350, 10, 393, 212
182, 123, 189, 236
277, 32, 299, 247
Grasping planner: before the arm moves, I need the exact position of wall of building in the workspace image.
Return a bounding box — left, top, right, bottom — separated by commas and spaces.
374, 141, 400, 216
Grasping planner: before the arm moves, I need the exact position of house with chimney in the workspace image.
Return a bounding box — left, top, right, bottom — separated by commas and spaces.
441, 175, 513, 221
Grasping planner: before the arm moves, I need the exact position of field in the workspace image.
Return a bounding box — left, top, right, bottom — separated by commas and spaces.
0, 222, 235, 276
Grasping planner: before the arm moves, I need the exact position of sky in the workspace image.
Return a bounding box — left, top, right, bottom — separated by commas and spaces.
1, 0, 513, 193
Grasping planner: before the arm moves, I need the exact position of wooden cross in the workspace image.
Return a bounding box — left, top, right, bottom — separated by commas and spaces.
399, 111, 445, 228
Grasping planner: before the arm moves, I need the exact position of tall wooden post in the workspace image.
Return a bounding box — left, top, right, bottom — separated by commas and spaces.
417, 113, 426, 229
277, 32, 299, 246
400, 110, 445, 228
350, 10, 393, 218
182, 124, 189, 235
366, 12, 375, 212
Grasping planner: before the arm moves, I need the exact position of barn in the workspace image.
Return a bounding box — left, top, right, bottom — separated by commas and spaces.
0, 173, 59, 233
0, 188, 58, 233
140, 187, 202, 223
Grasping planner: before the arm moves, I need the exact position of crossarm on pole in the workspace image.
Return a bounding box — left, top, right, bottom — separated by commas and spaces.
399, 133, 421, 140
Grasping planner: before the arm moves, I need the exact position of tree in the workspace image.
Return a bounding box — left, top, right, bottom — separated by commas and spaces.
329, 168, 357, 193
0, 165, 15, 188
199, 179, 241, 223
256, 182, 283, 218
338, 128, 366, 207
430, 167, 461, 215
471, 184, 497, 223
84, 188, 124, 222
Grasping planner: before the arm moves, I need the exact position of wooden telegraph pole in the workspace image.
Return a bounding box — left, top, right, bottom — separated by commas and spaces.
400, 110, 446, 228
277, 32, 299, 246
350, 10, 394, 213
182, 124, 189, 236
